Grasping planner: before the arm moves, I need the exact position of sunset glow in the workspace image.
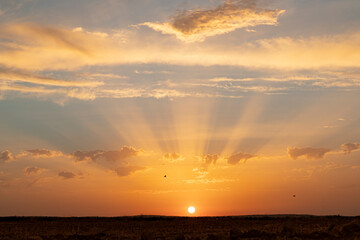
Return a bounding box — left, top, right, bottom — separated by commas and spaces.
0, 0, 360, 217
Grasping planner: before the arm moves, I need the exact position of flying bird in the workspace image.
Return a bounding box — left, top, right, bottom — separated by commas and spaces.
164, 175, 166, 178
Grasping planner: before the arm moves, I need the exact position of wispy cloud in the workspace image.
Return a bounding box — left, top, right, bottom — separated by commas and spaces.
194, 82, 288, 93
0, 23, 114, 70
0, 82, 97, 102
1, 23, 360, 72
182, 178, 235, 184
141, 0, 284, 42
0, 68, 103, 87
81, 73, 128, 80
0, 0, 30, 16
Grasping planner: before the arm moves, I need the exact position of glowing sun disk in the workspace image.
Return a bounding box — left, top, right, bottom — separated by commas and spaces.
188, 206, 195, 214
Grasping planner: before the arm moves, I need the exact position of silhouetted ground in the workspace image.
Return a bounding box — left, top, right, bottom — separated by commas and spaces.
1, 215, 360, 239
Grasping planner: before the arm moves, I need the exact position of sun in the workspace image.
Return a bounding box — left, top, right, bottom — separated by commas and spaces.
188, 206, 196, 214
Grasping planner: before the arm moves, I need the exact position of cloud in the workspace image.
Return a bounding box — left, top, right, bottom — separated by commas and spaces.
148, 89, 190, 99
0, 82, 97, 102
142, 0, 284, 42
162, 152, 184, 162
0, 67, 103, 103
20, 149, 63, 158
24, 166, 45, 176
1, 23, 360, 71
72, 150, 103, 162
0, 150, 14, 162
287, 147, 331, 160
70, 147, 146, 177
182, 178, 235, 184
0, 0, 28, 16
0, 23, 116, 70
1, 80, 240, 102
0, 67, 103, 87
194, 81, 288, 93
114, 166, 147, 177
96, 88, 145, 99
313, 81, 360, 88
202, 154, 219, 165
82, 73, 128, 80
8, 23, 91, 55
196, 154, 219, 172
58, 171, 76, 179
101, 147, 139, 162
1, 22, 360, 102
71, 146, 140, 162
227, 152, 256, 165
341, 142, 360, 154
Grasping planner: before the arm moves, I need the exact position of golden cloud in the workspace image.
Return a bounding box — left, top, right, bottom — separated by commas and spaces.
142, 0, 284, 42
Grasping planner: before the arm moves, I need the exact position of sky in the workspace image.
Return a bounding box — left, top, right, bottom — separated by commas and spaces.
0, 0, 360, 216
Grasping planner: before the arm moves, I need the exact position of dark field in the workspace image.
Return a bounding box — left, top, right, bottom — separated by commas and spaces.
1, 215, 360, 240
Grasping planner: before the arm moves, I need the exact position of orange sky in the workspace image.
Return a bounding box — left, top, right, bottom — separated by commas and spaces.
0, 0, 360, 216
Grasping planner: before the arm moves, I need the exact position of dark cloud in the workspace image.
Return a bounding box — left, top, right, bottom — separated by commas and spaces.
24, 166, 45, 175
72, 150, 103, 162
341, 142, 360, 154
101, 147, 139, 162
71, 146, 144, 177
71, 146, 140, 162
0, 150, 14, 162
227, 152, 256, 165
114, 166, 146, 177
287, 147, 331, 160
58, 171, 76, 179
